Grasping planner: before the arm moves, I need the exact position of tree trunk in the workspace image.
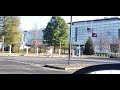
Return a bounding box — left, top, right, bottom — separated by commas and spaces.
100, 48, 102, 57
64, 48, 65, 54
115, 52, 117, 57
54, 46, 55, 53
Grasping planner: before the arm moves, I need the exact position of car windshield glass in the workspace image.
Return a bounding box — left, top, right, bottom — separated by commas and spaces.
0, 16, 120, 74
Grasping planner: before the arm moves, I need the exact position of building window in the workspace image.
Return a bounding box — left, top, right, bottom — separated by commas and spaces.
75, 28, 78, 42
118, 29, 120, 40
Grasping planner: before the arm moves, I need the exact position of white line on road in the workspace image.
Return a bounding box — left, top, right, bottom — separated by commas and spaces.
6, 60, 43, 67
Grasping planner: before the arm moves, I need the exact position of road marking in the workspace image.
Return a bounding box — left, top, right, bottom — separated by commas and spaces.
6, 60, 43, 67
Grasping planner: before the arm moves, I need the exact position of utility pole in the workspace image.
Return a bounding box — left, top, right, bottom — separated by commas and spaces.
68, 16, 72, 64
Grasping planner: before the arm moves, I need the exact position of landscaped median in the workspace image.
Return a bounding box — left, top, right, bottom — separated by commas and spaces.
44, 64, 95, 70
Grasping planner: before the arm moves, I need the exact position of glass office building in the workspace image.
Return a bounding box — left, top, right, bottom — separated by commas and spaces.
70, 17, 120, 53
24, 29, 44, 45
20, 28, 44, 49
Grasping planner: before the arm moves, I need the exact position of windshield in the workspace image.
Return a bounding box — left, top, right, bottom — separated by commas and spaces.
0, 16, 120, 74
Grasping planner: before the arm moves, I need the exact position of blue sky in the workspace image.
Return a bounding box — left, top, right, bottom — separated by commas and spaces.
19, 16, 118, 30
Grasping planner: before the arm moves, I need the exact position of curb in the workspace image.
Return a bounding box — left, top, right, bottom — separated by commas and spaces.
44, 65, 65, 70
44, 64, 85, 70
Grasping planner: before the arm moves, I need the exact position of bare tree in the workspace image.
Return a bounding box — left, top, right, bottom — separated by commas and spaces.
31, 24, 44, 53
31, 24, 39, 53
96, 33, 109, 56
110, 36, 120, 56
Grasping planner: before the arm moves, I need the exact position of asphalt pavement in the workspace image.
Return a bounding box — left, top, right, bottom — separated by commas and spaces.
0, 57, 74, 74
0, 56, 120, 74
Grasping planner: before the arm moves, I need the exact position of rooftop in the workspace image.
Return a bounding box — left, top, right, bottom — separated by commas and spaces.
23, 28, 45, 32
68, 17, 120, 24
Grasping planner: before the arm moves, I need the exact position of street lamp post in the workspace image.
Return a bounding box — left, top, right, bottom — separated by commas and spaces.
68, 16, 72, 64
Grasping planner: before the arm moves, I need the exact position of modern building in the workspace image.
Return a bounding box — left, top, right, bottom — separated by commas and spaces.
20, 17, 120, 54
68, 17, 120, 54
20, 28, 44, 49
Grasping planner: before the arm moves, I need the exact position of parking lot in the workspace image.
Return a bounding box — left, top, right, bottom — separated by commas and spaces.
0, 56, 120, 74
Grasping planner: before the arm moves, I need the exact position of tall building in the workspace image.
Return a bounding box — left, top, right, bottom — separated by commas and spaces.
68, 17, 120, 53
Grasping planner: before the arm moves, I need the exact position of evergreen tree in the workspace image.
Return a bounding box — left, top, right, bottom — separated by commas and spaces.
83, 37, 95, 55
43, 16, 68, 52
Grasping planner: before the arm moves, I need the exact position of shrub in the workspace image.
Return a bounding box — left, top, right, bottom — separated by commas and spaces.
4, 46, 9, 51
83, 37, 95, 55
38, 48, 46, 53
28, 48, 35, 53
12, 45, 19, 53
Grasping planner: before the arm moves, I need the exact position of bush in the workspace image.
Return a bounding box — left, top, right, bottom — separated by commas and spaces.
38, 48, 46, 53
4, 46, 9, 51
110, 54, 119, 58
28, 48, 35, 53
12, 45, 19, 53
83, 37, 95, 55
110, 56, 118, 58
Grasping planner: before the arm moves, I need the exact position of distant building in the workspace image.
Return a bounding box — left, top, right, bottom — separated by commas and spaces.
68, 17, 120, 53
20, 28, 44, 49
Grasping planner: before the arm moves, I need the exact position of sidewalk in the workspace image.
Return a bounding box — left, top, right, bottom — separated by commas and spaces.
0, 53, 69, 57
0, 53, 20, 56
0, 53, 110, 58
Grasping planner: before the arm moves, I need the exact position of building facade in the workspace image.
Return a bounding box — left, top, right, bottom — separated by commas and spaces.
69, 17, 120, 53
20, 28, 44, 49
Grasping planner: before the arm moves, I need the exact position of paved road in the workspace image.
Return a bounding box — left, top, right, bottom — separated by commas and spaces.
0, 56, 120, 74
1, 56, 120, 64
0, 57, 75, 74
